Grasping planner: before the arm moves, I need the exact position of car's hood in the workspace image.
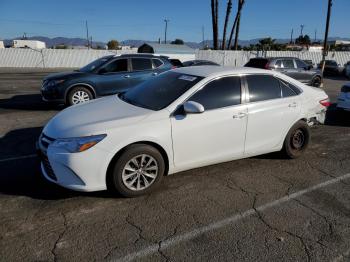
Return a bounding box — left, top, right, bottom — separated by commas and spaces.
44, 71, 86, 80
43, 95, 152, 138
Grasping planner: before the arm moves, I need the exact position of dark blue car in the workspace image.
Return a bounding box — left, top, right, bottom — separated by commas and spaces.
41, 54, 174, 106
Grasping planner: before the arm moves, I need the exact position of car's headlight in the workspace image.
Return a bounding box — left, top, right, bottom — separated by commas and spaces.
51, 134, 106, 153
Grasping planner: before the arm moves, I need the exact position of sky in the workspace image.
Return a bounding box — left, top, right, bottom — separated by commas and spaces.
0, 0, 349, 43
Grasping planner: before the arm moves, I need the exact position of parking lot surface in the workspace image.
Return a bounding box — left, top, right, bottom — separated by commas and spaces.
1, 69, 350, 262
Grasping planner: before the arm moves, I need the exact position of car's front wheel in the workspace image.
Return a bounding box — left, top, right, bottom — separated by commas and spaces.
311, 76, 322, 87
108, 144, 165, 197
281, 120, 310, 159
67, 86, 93, 106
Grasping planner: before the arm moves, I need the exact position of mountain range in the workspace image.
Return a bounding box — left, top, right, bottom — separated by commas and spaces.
2, 36, 350, 49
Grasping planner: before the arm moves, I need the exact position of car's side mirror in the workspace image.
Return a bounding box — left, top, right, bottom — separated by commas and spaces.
183, 101, 205, 114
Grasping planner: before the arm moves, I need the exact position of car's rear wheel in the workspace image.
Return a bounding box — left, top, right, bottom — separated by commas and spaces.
67, 86, 93, 106
109, 144, 165, 197
311, 76, 322, 87
281, 120, 310, 159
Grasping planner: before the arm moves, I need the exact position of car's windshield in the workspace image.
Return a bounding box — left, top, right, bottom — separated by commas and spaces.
120, 71, 203, 110
79, 56, 113, 72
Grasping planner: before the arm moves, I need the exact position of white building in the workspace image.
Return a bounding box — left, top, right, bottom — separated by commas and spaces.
13, 40, 46, 49
0, 41, 4, 49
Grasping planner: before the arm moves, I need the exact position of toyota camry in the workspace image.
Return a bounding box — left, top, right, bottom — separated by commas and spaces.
38, 66, 329, 197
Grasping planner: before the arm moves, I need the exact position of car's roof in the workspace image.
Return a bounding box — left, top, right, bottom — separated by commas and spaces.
117, 53, 169, 59
172, 66, 271, 78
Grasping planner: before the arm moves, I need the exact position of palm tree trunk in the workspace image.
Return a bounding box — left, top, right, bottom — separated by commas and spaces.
221, 0, 232, 50
211, 0, 219, 50
233, 0, 243, 50
228, 0, 245, 50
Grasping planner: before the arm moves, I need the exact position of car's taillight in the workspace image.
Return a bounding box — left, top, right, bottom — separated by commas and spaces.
319, 99, 331, 107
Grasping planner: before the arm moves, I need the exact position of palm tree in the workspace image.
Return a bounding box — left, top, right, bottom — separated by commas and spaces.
211, 0, 219, 50
257, 37, 276, 50
221, 0, 232, 50
233, 0, 244, 50
227, 0, 245, 50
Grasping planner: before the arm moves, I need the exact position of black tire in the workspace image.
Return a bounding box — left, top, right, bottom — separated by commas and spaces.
66, 86, 93, 106
311, 76, 322, 87
281, 120, 310, 159
108, 144, 165, 197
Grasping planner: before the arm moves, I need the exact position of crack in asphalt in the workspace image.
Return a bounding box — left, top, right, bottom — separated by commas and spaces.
252, 195, 312, 262
157, 225, 179, 262
51, 211, 68, 262
125, 214, 147, 245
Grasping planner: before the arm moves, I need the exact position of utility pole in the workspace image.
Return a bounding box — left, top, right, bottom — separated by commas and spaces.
322, 0, 333, 74
290, 29, 294, 44
164, 19, 170, 44
314, 29, 317, 43
90, 36, 93, 49
202, 25, 205, 49
85, 20, 90, 49
300, 24, 305, 36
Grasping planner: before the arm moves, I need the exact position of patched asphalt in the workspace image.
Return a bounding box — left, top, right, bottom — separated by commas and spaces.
0, 69, 350, 262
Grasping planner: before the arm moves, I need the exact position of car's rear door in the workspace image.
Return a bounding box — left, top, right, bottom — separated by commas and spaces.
243, 74, 301, 155
171, 76, 247, 170
94, 58, 130, 95
128, 58, 157, 88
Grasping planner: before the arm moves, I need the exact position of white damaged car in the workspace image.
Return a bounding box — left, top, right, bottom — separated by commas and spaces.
38, 66, 330, 197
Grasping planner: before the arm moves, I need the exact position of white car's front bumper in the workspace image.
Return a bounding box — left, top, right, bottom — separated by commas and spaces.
40, 144, 110, 192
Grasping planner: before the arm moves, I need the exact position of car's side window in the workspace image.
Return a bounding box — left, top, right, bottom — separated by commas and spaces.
282, 59, 295, 69
189, 76, 241, 110
131, 58, 153, 71
152, 59, 163, 68
102, 59, 128, 73
246, 75, 281, 102
295, 59, 307, 69
279, 79, 297, 97
275, 60, 283, 68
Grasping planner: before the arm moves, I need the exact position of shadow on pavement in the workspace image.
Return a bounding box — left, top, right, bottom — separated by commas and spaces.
325, 104, 350, 127
0, 94, 64, 111
0, 127, 115, 200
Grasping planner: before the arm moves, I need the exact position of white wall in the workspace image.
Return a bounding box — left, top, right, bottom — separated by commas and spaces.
0, 48, 137, 68
196, 50, 350, 67
0, 48, 194, 68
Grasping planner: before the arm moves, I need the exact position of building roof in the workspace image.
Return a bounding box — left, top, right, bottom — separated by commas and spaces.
138, 42, 194, 54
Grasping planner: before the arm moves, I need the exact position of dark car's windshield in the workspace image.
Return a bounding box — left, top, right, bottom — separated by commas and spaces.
79, 56, 113, 72
119, 71, 203, 111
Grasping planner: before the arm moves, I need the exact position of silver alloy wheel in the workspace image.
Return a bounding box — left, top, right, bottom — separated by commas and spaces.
122, 154, 158, 191
72, 90, 90, 104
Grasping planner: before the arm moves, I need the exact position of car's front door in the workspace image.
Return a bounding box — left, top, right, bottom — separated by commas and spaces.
94, 58, 130, 96
128, 58, 157, 88
280, 59, 300, 80
294, 59, 312, 83
171, 76, 247, 170
244, 74, 301, 155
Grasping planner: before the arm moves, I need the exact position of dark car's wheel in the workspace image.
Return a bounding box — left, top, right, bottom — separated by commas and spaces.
281, 120, 310, 159
67, 86, 93, 106
108, 144, 165, 197
311, 76, 322, 87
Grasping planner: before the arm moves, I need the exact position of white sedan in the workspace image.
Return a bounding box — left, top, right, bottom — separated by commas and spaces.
38, 66, 329, 197
337, 83, 350, 111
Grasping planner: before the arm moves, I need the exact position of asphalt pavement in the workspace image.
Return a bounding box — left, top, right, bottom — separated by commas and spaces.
0, 68, 350, 262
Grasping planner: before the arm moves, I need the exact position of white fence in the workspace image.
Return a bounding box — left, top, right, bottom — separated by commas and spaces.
196, 50, 350, 67
1, 48, 349, 68
0, 48, 195, 68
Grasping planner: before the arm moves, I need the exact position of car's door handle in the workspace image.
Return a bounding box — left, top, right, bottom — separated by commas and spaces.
288, 102, 297, 108
152, 72, 158, 76
233, 112, 247, 119
124, 75, 130, 78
